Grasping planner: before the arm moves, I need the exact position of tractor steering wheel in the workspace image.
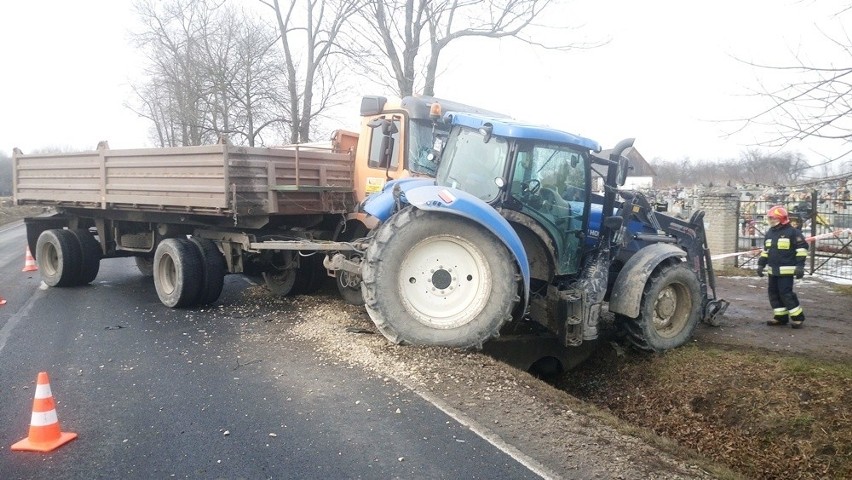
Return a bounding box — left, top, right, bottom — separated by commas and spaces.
526, 179, 541, 194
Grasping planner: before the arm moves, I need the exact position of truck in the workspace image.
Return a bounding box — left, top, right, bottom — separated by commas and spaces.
13, 97, 727, 374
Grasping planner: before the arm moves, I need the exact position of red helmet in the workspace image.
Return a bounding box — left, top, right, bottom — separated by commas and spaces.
767, 205, 789, 224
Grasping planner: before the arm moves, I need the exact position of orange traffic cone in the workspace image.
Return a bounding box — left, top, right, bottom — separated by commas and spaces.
22, 247, 37, 272
11, 372, 77, 452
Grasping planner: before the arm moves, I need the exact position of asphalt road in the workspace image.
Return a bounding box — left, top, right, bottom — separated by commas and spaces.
0, 222, 541, 479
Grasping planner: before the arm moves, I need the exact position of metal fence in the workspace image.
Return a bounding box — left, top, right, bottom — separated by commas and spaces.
736, 191, 852, 281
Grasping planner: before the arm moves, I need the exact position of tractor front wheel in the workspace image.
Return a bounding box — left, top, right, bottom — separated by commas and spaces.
361, 209, 519, 349
620, 262, 702, 352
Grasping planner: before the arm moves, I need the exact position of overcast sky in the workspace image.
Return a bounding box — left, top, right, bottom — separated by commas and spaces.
1, 0, 847, 166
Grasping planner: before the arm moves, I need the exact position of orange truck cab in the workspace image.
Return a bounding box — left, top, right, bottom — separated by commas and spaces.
350, 95, 510, 205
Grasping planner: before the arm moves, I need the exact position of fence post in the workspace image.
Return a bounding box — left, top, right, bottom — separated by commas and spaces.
810, 189, 818, 274
696, 186, 740, 269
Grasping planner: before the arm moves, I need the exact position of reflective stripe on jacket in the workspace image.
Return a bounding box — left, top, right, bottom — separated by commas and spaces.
757, 223, 808, 276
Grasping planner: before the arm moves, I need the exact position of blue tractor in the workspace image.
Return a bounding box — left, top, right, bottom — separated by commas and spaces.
356, 112, 727, 365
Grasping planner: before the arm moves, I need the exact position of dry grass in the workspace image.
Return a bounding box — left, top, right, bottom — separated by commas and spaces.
559, 344, 852, 480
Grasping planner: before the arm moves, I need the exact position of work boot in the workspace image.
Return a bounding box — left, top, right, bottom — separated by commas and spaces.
790, 313, 805, 329
767, 316, 789, 326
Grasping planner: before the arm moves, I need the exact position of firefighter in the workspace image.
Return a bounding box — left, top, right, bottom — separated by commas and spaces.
757, 205, 809, 328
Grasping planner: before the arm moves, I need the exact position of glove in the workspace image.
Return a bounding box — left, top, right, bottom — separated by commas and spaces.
795, 266, 804, 279
756, 266, 765, 277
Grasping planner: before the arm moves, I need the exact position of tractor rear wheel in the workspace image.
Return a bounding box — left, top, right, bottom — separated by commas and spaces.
361, 209, 519, 349
620, 262, 702, 352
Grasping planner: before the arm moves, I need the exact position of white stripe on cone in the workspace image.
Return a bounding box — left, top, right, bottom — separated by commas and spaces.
30, 409, 59, 427
35, 384, 52, 399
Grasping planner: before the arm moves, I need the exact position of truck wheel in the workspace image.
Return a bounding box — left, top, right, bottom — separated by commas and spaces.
337, 270, 365, 305
153, 238, 203, 308
623, 263, 702, 352
136, 256, 154, 277
292, 253, 327, 295
336, 255, 365, 306
190, 238, 226, 306
262, 269, 297, 296
361, 209, 519, 348
36, 229, 82, 287
70, 229, 101, 285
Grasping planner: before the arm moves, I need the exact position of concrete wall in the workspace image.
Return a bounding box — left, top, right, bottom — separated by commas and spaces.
696, 187, 740, 269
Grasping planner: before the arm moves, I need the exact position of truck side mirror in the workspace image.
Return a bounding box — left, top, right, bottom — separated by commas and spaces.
367, 118, 398, 170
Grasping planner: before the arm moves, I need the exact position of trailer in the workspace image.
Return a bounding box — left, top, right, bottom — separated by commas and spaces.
13, 139, 359, 306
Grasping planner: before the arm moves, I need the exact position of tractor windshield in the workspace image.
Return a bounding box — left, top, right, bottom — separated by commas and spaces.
435, 126, 509, 202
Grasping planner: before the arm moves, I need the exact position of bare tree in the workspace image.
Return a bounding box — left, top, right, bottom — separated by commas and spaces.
349, 0, 594, 97
203, 5, 289, 146
131, 0, 213, 146
262, 0, 362, 143
130, 0, 290, 147
649, 150, 809, 188
732, 5, 852, 174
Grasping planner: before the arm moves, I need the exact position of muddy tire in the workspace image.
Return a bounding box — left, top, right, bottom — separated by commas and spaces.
153, 238, 203, 308
190, 238, 226, 306
36, 229, 82, 287
70, 229, 101, 285
361, 209, 519, 348
620, 262, 702, 352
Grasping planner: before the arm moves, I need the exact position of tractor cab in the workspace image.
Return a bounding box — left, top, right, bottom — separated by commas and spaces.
434, 113, 601, 276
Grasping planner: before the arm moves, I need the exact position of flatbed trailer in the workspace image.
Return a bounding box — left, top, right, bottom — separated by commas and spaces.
14, 140, 359, 307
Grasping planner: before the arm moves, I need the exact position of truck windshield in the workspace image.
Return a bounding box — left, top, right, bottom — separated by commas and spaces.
435, 127, 509, 203
408, 118, 445, 176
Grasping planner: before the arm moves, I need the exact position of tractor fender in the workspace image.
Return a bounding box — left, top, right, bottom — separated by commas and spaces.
361, 178, 435, 222
608, 243, 687, 319
403, 185, 531, 307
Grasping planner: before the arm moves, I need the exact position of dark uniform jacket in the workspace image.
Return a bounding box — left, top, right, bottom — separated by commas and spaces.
757, 223, 808, 276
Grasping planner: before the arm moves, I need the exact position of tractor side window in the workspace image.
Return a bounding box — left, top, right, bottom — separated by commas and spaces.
367, 117, 401, 169
510, 143, 587, 274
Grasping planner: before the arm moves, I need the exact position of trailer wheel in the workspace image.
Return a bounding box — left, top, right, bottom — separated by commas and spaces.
190, 238, 226, 306
36, 229, 82, 287
70, 229, 101, 285
136, 256, 154, 277
153, 238, 203, 308
361, 209, 519, 348
622, 262, 702, 352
